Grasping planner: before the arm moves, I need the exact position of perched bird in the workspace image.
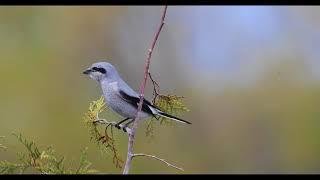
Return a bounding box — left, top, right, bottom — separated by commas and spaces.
83, 61, 191, 131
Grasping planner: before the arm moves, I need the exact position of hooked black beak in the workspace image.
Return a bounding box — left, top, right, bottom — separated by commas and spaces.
83, 69, 92, 75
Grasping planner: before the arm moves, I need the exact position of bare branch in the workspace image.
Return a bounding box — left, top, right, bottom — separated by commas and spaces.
123, 6, 168, 174
132, 153, 184, 172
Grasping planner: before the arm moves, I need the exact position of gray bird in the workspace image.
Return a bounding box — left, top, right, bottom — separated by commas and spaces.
83, 61, 191, 131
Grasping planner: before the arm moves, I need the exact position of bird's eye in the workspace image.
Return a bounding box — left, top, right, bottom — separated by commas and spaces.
92, 67, 106, 74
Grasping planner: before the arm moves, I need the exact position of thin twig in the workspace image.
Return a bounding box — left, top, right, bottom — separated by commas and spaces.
132, 153, 184, 171
148, 72, 161, 104
123, 6, 168, 174
93, 119, 125, 168
93, 119, 132, 135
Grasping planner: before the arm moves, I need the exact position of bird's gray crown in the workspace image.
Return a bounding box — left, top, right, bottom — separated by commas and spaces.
84, 61, 120, 82
91, 61, 114, 71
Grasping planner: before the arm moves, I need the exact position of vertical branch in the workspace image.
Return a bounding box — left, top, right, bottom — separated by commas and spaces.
123, 5, 168, 174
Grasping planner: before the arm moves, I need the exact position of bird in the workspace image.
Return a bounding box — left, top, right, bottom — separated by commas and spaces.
83, 61, 191, 131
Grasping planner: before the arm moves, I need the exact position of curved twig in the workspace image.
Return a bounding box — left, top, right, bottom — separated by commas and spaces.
132, 153, 184, 171
148, 72, 161, 104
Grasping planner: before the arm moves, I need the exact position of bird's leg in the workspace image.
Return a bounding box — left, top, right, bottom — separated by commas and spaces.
121, 119, 135, 132
115, 118, 130, 129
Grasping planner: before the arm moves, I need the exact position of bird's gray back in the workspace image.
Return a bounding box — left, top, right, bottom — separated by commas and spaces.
100, 72, 149, 119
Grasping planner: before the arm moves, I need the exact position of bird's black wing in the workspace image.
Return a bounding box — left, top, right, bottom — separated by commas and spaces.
119, 90, 191, 124
119, 90, 157, 117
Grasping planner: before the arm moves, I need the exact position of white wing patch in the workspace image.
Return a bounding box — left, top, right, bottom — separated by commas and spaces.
149, 105, 160, 114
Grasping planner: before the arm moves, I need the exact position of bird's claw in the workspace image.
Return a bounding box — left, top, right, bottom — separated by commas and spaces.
114, 124, 121, 129
114, 124, 127, 133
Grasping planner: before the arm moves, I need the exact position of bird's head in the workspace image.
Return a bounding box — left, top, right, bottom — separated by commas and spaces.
83, 61, 118, 82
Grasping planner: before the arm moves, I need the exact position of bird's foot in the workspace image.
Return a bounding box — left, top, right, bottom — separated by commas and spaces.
121, 125, 128, 133
114, 124, 121, 129
114, 123, 128, 133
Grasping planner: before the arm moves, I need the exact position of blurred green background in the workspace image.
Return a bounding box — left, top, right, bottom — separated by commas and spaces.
1, 6, 320, 174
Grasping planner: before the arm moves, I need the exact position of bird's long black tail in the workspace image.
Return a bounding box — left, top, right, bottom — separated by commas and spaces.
156, 111, 191, 124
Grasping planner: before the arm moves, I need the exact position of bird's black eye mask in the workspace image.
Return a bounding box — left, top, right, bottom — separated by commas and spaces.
92, 67, 107, 74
